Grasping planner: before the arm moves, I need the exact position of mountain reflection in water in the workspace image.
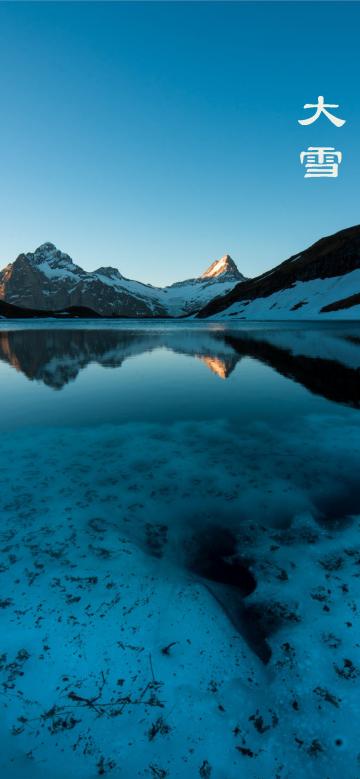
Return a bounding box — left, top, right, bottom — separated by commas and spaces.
1, 321, 360, 778
0, 322, 359, 407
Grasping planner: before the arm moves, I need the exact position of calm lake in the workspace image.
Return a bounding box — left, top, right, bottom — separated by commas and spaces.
0, 321, 359, 779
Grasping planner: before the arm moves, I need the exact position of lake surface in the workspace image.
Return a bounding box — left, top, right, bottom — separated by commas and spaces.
0, 321, 360, 779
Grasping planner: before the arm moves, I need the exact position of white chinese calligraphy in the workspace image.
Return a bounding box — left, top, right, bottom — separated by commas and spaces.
300, 147, 342, 178
298, 96, 346, 127
298, 96, 346, 179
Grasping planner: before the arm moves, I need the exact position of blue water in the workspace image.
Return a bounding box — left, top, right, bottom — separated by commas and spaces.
0, 320, 358, 429
0, 321, 359, 779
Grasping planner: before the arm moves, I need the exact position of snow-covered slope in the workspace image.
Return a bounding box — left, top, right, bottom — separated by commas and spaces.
0, 244, 246, 317
212, 269, 360, 321
198, 225, 360, 320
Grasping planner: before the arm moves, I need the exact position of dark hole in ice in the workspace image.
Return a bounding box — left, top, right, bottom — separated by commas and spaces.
186, 526, 274, 663
187, 527, 256, 596
240, 604, 287, 665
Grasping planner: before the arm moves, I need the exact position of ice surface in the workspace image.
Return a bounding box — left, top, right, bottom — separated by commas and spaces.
0, 323, 359, 778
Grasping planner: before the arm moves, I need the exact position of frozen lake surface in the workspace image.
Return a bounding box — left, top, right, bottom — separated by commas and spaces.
0, 320, 360, 779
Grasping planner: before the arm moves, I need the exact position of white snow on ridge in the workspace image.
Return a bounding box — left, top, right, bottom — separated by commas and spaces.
36, 262, 84, 281
202, 255, 234, 278
37, 268, 239, 316
18, 245, 245, 316
163, 278, 238, 315
212, 268, 360, 320
88, 273, 238, 315
6, 240, 360, 319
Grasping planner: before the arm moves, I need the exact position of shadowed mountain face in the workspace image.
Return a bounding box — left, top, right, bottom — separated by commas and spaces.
1, 225, 360, 320
197, 224, 360, 319
0, 325, 359, 406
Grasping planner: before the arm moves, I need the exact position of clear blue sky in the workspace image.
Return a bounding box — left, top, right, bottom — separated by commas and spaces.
0, 1, 359, 285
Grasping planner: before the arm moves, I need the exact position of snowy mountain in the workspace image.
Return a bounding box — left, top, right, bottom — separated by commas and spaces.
0, 243, 246, 317
3, 226, 359, 320
197, 225, 360, 320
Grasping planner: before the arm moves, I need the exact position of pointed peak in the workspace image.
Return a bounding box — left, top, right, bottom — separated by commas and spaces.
35, 242, 57, 254
201, 254, 245, 281
95, 266, 123, 281
27, 243, 76, 268
198, 355, 237, 379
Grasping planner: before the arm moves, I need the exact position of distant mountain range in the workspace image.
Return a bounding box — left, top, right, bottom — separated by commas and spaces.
0, 243, 245, 317
0, 225, 359, 319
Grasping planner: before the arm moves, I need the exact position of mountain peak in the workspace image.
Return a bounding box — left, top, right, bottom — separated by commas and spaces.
27, 242, 76, 268
95, 266, 123, 281
201, 254, 245, 281
197, 223, 360, 320
36, 242, 57, 253
1, 241, 247, 317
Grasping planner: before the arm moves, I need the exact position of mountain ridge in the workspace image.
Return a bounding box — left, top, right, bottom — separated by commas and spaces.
0, 244, 246, 317
197, 225, 360, 320
1, 326, 359, 406
1, 225, 360, 319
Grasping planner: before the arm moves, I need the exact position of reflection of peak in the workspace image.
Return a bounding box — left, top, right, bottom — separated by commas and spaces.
201, 255, 244, 281
0, 328, 241, 389
1, 326, 360, 407
0, 333, 22, 373
198, 355, 237, 379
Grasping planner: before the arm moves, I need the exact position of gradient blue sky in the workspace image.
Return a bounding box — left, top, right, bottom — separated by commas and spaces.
0, 1, 359, 285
